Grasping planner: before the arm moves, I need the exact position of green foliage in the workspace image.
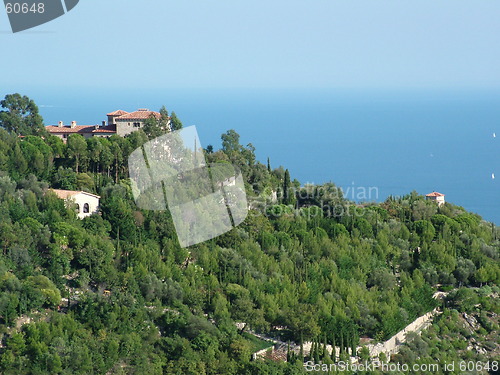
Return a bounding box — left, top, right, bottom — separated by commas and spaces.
143, 106, 170, 140
398, 290, 499, 373
170, 111, 183, 131
67, 134, 88, 174
25, 275, 61, 307
0, 94, 46, 136
0, 98, 498, 373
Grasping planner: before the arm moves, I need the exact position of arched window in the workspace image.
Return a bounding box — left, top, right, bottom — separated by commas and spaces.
76, 204, 80, 213
83, 203, 90, 213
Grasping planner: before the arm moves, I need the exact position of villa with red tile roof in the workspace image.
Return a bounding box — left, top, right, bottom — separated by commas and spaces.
425, 191, 445, 207
46, 121, 117, 142
46, 109, 162, 141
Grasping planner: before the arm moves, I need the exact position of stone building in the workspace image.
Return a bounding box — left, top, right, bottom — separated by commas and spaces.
111, 109, 161, 136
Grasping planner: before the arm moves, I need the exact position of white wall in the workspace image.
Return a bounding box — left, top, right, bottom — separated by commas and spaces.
71, 193, 99, 219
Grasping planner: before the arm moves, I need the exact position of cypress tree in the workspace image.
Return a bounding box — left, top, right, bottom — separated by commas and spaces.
283, 169, 291, 204
340, 331, 344, 354
299, 333, 304, 360
331, 334, 336, 362
351, 327, 358, 357
322, 334, 328, 360
313, 339, 320, 363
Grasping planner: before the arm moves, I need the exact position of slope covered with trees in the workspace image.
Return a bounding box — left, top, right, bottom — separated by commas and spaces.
0, 94, 498, 374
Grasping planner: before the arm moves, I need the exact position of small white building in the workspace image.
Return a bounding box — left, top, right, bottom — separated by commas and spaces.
50, 189, 100, 219
426, 191, 445, 207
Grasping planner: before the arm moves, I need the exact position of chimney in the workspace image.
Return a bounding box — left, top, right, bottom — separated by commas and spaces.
102, 121, 106, 127
71, 121, 76, 129
58, 121, 63, 127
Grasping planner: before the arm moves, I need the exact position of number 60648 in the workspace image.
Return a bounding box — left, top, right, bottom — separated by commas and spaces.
5, 3, 45, 14
459, 361, 498, 372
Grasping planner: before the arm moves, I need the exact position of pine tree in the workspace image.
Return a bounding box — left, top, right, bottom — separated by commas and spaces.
170, 111, 183, 131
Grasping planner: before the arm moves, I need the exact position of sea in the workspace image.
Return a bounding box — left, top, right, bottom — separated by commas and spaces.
26, 87, 500, 225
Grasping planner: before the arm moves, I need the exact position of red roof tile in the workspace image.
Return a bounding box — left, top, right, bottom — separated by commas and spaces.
92, 128, 116, 134
116, 109, 161, 121
46, 125, 117, 135
107, 110, 129, 116
92, 125, 116, 133
46, 125, 96, 134
50, 189, 100, 199
426, 192, 445, 197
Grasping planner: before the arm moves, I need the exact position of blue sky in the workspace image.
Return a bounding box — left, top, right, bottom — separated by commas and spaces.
1, 0, 500, 90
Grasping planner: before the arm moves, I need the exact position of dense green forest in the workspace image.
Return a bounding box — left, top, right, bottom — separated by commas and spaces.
0, 94, 498, 374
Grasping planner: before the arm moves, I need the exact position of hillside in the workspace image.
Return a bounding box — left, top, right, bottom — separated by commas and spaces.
0, 95, 499, 374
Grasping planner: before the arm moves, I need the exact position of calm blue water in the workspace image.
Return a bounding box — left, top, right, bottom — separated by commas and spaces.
28, 88, 500, 224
